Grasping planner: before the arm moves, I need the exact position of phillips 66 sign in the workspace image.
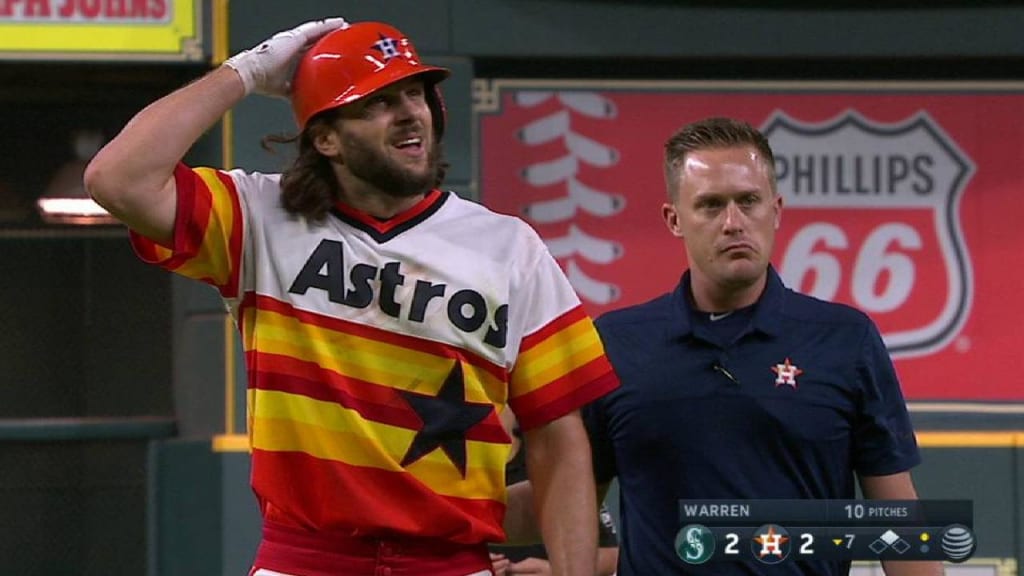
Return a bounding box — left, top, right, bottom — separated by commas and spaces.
476, 81, 1022, 402
764, 110, 973, 358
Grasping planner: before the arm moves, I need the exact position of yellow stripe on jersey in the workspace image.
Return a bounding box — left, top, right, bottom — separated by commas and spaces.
512, 317, 606, 394
172, 168, 237, 286
252, 391, 506, 498
250, 308, 505, 402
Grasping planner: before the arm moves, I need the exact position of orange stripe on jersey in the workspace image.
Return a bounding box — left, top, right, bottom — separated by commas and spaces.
249, 309, 503, 404
247, 294, 509, 385
250, 353, 509, 443
509, 305, 619, 429
511, 361, 619, 430
254, 449, 506, 543
519, 305, 590, 353
129, 164, 243, 296
169, 168, 240, 293
251, 407, 508, 497
513, 355, 614, 411
512, 318, 605, 395
516, 309, 602, 393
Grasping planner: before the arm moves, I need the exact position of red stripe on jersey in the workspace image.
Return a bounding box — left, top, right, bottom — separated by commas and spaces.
179, 166, 211, 266
130, 232, 163, 262
163, 163, 210, 270
254, 449, 506, 543
253, 356, 421, 429
513, 354, 616, 413
249, 352, 509, 443
333, 189, 443, 235
513, 367, 619, 431
130, 163, 218, 271
246, 294, 508, 382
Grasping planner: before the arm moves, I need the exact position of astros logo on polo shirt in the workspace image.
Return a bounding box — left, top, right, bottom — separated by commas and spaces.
772, 358, 802, 389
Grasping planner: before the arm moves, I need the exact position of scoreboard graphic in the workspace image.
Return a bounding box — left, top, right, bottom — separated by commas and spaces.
675, 500, 975, 564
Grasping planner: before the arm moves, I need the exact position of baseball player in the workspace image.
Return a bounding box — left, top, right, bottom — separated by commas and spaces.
85, 18, 618, 576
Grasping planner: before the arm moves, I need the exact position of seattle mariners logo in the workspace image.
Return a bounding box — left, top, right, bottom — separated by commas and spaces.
762, 110, 975, 358
675, 524, 715, 565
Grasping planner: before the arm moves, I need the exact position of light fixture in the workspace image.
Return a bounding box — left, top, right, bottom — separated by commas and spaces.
36, 129, 119, 226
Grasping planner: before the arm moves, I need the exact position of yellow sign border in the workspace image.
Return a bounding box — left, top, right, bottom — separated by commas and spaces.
0, 0, 203, 61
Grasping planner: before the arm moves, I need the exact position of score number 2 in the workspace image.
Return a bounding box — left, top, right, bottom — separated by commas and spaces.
798, 533, 815, 555
724, 533, 741, 555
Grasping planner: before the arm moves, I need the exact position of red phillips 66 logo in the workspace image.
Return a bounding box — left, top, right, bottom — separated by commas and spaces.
763, 110, 975, 358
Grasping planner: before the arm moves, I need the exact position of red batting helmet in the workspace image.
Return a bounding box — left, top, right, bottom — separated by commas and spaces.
291, 22, 450, 135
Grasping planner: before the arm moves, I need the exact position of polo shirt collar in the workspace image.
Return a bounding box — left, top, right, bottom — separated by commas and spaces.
751, 266, 786, 337
668, 265, 787, 340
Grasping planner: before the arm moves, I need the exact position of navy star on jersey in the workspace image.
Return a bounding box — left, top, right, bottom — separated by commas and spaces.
399, 361, 492, 477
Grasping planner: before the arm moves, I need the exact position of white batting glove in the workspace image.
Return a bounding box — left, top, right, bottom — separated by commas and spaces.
223, 17, 349, 98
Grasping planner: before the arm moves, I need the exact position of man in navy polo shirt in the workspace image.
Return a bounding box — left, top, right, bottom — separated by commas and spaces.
582, 117, 941, 575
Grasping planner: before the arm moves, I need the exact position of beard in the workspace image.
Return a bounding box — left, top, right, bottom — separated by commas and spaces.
343, 136, 441, 199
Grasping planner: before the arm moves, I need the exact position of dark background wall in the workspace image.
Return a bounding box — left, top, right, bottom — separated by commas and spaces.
1, 1, 1022, 574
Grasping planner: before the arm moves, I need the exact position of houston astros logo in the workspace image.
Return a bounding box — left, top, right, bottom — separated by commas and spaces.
372, 34, 402, 60
772, 358, 802, 389
751, 524, 791, 564
762, 110, 974, 358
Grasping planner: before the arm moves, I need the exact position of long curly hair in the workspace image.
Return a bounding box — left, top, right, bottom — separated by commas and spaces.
261, 111, 343, 222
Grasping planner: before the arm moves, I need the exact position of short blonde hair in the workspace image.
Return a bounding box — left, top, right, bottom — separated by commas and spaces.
663, 117, 777, 200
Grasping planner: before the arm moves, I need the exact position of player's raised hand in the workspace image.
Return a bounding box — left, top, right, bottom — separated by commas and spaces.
223, 17, 349, 98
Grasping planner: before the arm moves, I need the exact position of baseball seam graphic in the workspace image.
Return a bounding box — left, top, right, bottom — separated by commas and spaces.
514, 90, 625, 305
